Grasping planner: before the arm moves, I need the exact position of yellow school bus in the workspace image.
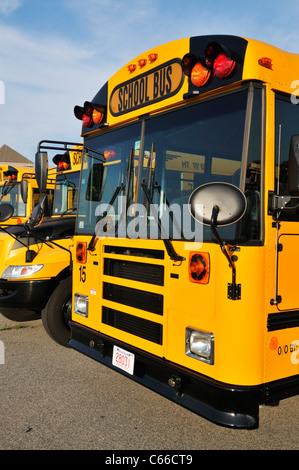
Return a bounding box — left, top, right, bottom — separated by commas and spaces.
0, 143, 81, 346
0, 164, 53, 224
41, 35, 299, 428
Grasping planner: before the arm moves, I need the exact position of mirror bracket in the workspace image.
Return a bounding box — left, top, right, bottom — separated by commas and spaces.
210, 205, 241, 300
268, 191, 299, 215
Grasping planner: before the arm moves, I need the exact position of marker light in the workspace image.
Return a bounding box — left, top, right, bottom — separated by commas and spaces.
258, 57, 273, 69
148, 53, 158, 63
76, 241, 87, 264
186, 327, 214, 364
138, 59, 147, 68
189, 252, 210, 284
128, 64, 137, 73
191, 61, 211, 87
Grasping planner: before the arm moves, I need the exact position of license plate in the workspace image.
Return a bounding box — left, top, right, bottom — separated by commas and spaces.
112, 346, 135, 375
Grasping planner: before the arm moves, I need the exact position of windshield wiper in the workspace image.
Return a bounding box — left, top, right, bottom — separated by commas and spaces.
140, 181, 185, 263
88, 148, 134, 251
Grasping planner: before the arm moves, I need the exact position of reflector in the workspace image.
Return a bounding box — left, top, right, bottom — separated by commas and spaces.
191, 61, 211, 87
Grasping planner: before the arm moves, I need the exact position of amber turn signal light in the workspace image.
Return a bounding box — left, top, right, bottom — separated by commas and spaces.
189, 252, 210, 284
76, 241, 87, 264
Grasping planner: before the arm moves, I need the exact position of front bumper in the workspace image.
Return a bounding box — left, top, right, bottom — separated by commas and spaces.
69, 321, 262, 429
0, 278, 53, 310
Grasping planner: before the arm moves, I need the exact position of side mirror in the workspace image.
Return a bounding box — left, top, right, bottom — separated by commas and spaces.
0, 203, 14, 222
188, 182, 247, 301
188, 182, 247, 227
35, 151, 48, 193
21, 179, 28, 204
25, 198, 45, 230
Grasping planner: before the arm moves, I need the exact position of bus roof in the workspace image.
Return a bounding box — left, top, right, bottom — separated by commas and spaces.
74, 34, 299, 134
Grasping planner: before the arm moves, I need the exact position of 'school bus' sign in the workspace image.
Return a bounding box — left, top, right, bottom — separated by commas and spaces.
109, 59, 184, 116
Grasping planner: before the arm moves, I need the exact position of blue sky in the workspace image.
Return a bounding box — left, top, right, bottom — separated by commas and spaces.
1, 0, 299, 161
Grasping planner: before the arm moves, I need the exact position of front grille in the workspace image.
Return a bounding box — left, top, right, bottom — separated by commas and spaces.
102, 244, 165, 346
104, 258, 164, 286
102, 307, 163, 344
103, 282, 163, 315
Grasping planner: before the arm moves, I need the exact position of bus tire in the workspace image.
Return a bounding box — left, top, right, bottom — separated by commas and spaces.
0, 308, 40, 322
41, 277, 72, 347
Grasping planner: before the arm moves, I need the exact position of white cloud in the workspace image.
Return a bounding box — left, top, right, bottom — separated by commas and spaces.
0, 0, 22, 15
2, 0, 299, 160
0, 23, 113, 159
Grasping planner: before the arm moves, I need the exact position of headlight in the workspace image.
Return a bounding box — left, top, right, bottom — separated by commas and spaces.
2, 265, 44, 279
74, 293, 89, 317
186, 327, 214, 364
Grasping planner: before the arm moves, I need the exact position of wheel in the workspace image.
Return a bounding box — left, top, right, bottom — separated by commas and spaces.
41, 277, 72, 347
0, 308, 40, 322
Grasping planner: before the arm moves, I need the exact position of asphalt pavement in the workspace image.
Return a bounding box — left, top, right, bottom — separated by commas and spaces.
0, 314, 298, 451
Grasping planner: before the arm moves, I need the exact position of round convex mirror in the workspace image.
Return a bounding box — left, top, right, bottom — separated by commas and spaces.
188, 182, 247, 227
0, 203, 14, 222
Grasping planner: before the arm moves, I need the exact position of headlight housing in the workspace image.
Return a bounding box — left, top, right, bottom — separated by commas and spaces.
74, 293, 89, 317
2, 265, 44, 279
186, 327, 214, 364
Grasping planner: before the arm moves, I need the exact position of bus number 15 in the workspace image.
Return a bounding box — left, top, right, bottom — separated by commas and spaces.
79, 265, 86, 282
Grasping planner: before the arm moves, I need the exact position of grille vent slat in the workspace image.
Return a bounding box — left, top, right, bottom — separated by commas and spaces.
104, 258, 164, 286
102, 307, 163, 344
103, 282, 163, 315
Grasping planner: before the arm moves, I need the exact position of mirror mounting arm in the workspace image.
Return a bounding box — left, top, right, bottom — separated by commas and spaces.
210, 205, 241, 300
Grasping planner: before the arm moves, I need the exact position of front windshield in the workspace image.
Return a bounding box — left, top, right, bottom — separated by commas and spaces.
53, 171, 80, 215
0, 183, 25, 217
77, 86, 262, 243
